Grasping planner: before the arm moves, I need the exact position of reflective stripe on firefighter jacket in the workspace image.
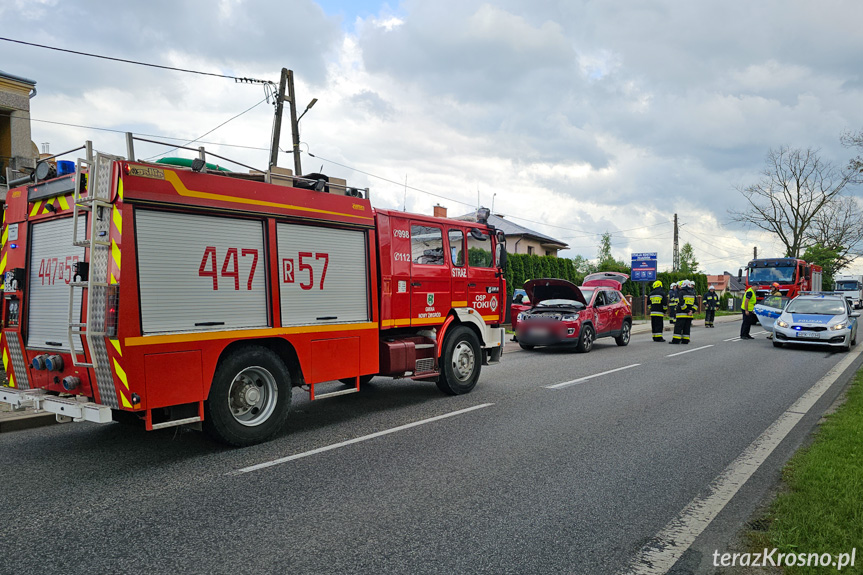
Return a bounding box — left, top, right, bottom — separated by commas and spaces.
668, 289, 679, 311
649, 287, 667, 316
676, 287, 697, 318
743, 287, 756, 312
703, 291, 719, 309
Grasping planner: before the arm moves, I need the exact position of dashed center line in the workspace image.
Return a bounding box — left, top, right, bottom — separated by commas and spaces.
545, 363, 641, 389
667, 344, 714, 357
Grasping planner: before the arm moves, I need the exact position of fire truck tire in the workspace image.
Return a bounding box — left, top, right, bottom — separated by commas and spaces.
437, 325, 481, 395
203, 346, 291, 447
339, 375, 375, 386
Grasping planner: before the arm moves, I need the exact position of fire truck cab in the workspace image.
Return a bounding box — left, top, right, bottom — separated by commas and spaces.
0, 139, 505, 446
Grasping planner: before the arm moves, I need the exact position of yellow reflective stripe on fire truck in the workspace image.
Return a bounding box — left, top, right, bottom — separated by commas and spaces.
164, 171, 374, 222
0, 252, 6, 275
118, 176, 124, 201
381, 319, 412, 328
482, 315, 498, 322
451, 301, 468, 307
109, 338, 122, 357
58, 195, 70, 211
112, 206, 122, 234
29, 201, 42, 217
1, 225, 7, 245
124, 322, 379, 347
2, 347, 7, 371
8, 374, 15, 388
111, 239, 121, 271
113, 358, 129, 390
118, 390, 132, 408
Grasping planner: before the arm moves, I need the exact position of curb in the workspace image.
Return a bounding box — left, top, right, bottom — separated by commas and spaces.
0, 409, 57, 433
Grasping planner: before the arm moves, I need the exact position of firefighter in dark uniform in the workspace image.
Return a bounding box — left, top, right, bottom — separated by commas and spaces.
649, 280, 667, 342
670, 280, 696, 344
668, 282, 679, 324
703, 285, 719, 327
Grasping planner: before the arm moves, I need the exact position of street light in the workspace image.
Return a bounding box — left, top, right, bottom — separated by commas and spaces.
297, 98, 317, 123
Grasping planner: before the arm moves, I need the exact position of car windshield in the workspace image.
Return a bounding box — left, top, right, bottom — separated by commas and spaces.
785, 299, 846, 315
537, 299, 583, 308
835, 281, 860, 291
748, 266, 795, 284
580, 288, 595, 302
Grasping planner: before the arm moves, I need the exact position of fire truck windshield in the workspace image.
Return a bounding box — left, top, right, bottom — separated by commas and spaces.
748, 265, 795, 285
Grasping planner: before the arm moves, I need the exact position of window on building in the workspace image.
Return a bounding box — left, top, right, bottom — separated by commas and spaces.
527, 246, 535, 255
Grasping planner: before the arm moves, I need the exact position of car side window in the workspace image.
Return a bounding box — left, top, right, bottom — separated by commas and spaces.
607, 291, 620, 304
594, 291, 606, 307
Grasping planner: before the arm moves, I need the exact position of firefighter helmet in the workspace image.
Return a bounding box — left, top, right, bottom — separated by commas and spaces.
653, 280, 662, 289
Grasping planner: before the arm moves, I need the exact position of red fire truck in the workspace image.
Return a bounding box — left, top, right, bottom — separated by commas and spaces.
0, 140, 506, 445
741, 257, 823, 301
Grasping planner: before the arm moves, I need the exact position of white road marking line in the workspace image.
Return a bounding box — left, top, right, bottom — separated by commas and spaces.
724, 336, 741, 341
545, 363, 641, 389
229, 403, 494, 475
666, 344, 714, 357
621, 344, 863, 575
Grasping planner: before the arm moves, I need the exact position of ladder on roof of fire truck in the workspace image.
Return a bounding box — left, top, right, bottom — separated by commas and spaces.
67, 148, 122, 369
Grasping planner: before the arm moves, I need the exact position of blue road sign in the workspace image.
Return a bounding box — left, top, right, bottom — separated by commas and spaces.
631, 252, 657, 282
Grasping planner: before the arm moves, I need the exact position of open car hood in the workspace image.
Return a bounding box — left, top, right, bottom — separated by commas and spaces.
582, 272, 629, 290
523, 278, 587, 306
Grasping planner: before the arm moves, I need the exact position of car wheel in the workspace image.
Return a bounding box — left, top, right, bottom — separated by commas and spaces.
203, 346, 291, 447
437, 325, 481, 395
518, 342, 535, 350
576, 324, 595, 353
772, 341, 783, 348
615, 321, 631, 347
338, 375, 375, 387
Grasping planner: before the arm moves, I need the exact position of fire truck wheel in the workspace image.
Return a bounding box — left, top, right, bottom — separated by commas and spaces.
437, 325, 481, 395
204, 346, 291, 447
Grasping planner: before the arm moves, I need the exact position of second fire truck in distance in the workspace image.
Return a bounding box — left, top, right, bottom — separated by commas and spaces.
0, 139, 506, 445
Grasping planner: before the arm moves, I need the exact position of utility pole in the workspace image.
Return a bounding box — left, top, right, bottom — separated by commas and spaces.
268, 68, 304, 176
269, 68, 288, 171
673, 213, 680, 271
287, 69, 302, 176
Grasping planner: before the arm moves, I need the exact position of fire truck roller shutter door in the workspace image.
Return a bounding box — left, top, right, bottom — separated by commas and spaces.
27, 217, 87, 352
136, 210, 269, 334
277, 223, 370, 326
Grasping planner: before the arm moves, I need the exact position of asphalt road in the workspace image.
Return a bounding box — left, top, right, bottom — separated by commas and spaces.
0, 320, 859, 575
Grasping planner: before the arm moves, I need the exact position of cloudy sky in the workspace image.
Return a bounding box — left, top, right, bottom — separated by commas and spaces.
3, 0, 863, 274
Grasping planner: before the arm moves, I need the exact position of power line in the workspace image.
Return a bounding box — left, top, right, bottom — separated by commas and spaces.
0, 37, 272, 85
143, 97, 269, 161
24, 116, 271, 152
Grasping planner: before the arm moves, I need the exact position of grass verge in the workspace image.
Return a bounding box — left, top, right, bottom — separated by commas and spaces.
748, 370, 863, 573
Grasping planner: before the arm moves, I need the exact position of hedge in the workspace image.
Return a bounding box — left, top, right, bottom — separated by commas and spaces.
503, 253, 709, 297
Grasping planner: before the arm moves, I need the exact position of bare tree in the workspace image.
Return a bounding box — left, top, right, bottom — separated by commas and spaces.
840, 129, 863, 182
730, 146, 852, 258
805, 194, 863, 273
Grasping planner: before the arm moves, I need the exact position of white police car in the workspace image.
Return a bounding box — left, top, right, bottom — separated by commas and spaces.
773, 293, 859, 351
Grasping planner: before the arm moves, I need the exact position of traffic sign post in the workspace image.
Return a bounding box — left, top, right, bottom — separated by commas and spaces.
631, 252, 657, 282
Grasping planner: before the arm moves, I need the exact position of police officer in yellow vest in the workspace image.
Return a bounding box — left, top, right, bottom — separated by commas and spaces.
740, 285, 757, 339
670, 279, 697, 344
648, 280, 667, 342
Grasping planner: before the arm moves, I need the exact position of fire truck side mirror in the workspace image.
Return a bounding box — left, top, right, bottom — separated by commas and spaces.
469, 228, 487, 241
498, 245, 507, 269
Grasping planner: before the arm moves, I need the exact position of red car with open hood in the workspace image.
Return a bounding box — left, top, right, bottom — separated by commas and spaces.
515, 272, 632, 352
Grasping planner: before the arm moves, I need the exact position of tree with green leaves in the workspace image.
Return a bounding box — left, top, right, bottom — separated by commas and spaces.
802, 243, 842, 289
679, 242, 699, 274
